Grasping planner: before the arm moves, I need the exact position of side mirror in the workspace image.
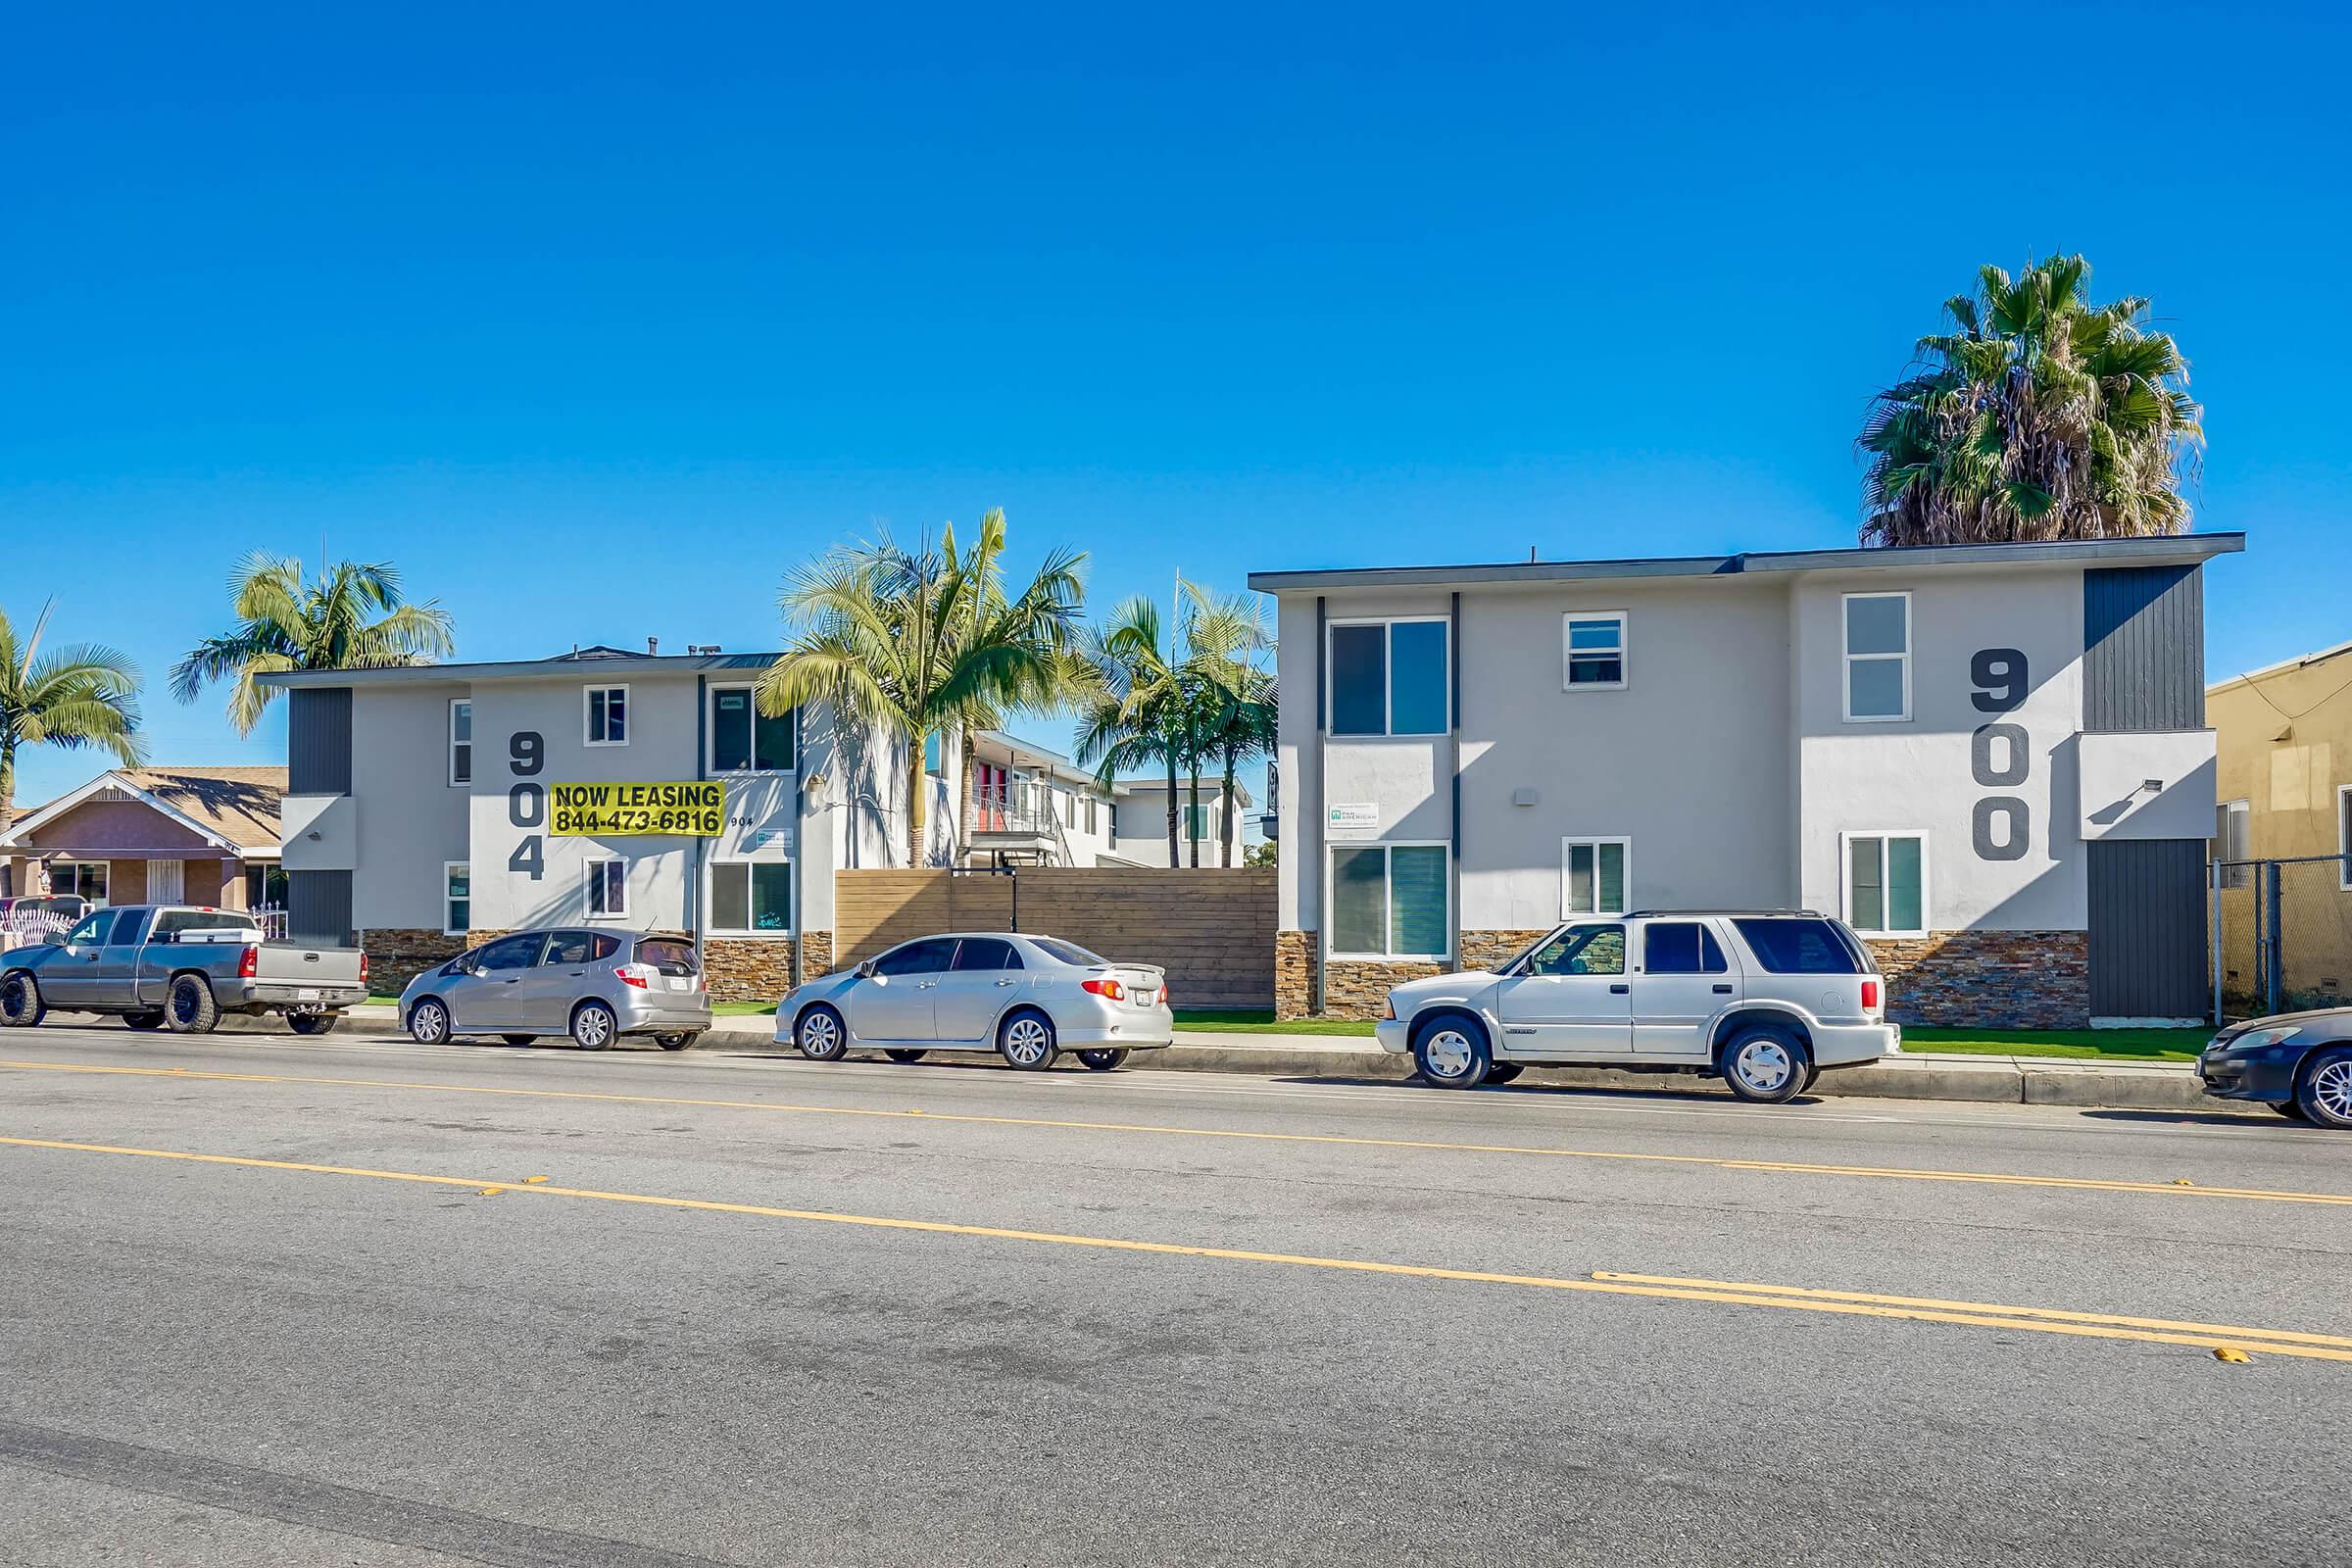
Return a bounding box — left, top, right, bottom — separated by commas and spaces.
40, 932, 65, 948
856, 959, 879, 980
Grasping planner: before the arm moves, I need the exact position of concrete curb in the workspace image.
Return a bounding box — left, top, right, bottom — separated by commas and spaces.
303, 1008, 2237, 1114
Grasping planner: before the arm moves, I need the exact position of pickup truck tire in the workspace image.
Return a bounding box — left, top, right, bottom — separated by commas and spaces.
1720, 1025, 1810, 1104
165, 974, 221, 1035
123, 1010, 165, 1031
570, 1001, 618, 1051
657, 1031, 700, 1052
1412, 1014, 1491, 1089
288, 1011, 339, 1037
0, 972, 45, 1028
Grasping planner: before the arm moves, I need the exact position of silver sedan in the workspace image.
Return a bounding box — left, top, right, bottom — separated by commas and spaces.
775, 932, 1172, 1071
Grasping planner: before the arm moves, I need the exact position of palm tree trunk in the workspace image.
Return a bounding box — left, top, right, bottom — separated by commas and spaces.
907, 732, 929, 867
1186, 759, 1200, 869
1164, 743, 1179, 867
1220, 742, 1238, 867
956, 727, 976, 865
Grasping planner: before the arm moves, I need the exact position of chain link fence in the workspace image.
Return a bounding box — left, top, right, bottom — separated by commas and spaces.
2213, 853, 2352, 1020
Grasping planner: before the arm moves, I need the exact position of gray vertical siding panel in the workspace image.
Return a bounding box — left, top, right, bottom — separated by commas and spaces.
287, 687, 355, 795
287, 869, 354, 946
2082, 565, 2203, 732
2087, 840, 2206, 1017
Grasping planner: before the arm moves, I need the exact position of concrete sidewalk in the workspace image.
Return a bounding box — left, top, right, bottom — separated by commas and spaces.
315, 1005, 2236, 1114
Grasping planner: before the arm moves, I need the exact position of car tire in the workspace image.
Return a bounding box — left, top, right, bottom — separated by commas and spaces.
165, 974, 220, 1035
999, 1009, 1058, 1070
2272, 1100, 2309, 1120
884, 1048, 929, 1063
501, 1034, 537, 1047
795, 1004, 849, 1062
1412, 1014, 1491, 1089
1720, 1025, 1810, 1104
409, 999, 452, 1045
1077, 1048, 1130, 1071
0, 971, 46, 1028
287, 1011, 339, 1037
2294, 1047, 2352, 1129
1483, 1061, 1524, 1086
657, 1031, 700, 1052
570, 1002, 618, 1052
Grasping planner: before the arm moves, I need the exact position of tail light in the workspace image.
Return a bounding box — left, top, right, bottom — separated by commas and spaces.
615, 964, 652, 990
1861, 979, 1881, 1010
359, 952, 369, 987
1158, 983, 1171, 1007
1081, 977, 1126, 1001
237, 946, 258, 980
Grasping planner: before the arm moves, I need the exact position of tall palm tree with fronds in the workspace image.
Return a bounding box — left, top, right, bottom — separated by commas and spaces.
171, 554, 456, 735
0, 602, 145, 824
1180, 583, 1278, 867
1074, 598, 1185, 865
1859, 255, 2202, 546
760, 517, 1086, 866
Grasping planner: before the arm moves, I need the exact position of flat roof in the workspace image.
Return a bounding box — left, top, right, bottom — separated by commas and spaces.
257, 651, 781, 690
1245, 533, 2245, 594
2209, 636, 2352, 696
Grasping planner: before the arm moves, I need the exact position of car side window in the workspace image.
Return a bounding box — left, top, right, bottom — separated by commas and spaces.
951, 938, 1019, 972
873, 939, 956, 977
1643, 922, 1727, 975
1527, 924, 1625, 976
474, 935, 545, 972
543, 931, 599, 965
64, 913, 110, 947
106, 909, 148, 946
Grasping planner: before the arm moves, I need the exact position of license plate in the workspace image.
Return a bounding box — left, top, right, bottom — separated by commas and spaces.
668, 977, 694, 993
298, 989, 319, 1002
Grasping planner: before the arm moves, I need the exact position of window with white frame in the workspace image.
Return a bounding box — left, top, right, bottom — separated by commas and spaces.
49, 861, 109, 906
2216, 800, 2250, 890
1561, 838, 1630, 916
1563, 612, 1627, 690
710, 860, 792, 934
1842, 592, 1910, 721
449, 700, 472, 786
1329, 618, 1449, 737
1330, 843, 1448, 958
2340, 787, 2352, 892
584, 858, 627, 919
1085, 796, 1099, 835
585, 686, 628, 746
444, 863, 470, 936
1844, 832, 1927, 936
709, 687, 793, 772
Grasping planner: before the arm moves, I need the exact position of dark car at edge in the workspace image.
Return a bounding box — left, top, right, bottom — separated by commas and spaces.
2199, 1008, 2352, 1127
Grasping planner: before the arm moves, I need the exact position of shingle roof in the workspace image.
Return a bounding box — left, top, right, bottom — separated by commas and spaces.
113, 767, 287, 851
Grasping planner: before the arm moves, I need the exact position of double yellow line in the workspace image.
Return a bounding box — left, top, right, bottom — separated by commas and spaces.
7, 1056, 2350, 1209
5, 1132, 2347, 1365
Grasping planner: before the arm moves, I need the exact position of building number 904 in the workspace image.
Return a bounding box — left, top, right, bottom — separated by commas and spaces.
1969, 650, 2030, 861
509, 731, 545, 879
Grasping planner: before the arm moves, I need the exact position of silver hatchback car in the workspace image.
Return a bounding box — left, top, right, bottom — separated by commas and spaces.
401, 929, 712, 1051
776, 931, 1172, 1070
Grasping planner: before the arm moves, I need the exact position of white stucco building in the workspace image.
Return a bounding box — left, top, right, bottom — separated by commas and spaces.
1251, 535, 2240, 1025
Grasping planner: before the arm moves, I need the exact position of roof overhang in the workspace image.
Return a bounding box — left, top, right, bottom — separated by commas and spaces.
0, 771, 243, 854
1247, 533, 2246, 596
257, 652, 783, 691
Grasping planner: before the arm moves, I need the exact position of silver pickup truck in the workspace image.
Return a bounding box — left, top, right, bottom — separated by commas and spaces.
0, 905, 368, 1035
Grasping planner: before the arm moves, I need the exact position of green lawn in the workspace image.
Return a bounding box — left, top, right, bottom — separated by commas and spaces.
1175, 1011, 2211, 1061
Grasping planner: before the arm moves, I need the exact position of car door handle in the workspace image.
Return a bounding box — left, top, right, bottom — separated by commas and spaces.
916, 981, 938, 989
995, 979, 1017, 987
1712, 984, 1734, 995
1609, 983, 1630, 995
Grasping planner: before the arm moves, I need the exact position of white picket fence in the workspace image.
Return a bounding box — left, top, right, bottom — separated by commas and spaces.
0, 909, 75, 946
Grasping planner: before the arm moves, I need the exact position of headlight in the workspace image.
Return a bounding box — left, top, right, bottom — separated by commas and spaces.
2228, 1025, 2302, 1052
1380, 997, 1396, 1021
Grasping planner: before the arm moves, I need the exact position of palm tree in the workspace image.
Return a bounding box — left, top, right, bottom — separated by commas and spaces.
171, 554, 456, 735
760, 517, 1086, 866
0, 602, 145, 823
1859, 255, 2202, 546
1074, 598, 1185, 865
1177, 582, 1277, 867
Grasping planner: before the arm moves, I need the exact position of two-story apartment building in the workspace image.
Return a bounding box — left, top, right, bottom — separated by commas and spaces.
959, 730, 1122, 867
1252, 535, 2240, 1026
1109, 777, 1256, 867
264, 647, 917, 998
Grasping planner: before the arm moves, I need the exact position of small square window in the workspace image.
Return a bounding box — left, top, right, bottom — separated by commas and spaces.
1329, 619, 1449, 737
1843, 593, 1910, 721
710, 687, 794, 772
1562, 838, 1630, 916
710, 860, 792, 933
1844, 833, 1927, 935
1564, 612, 1627, 690
585, 858, 627, 919
585, 686, 629, 746
444, 863, 470, 936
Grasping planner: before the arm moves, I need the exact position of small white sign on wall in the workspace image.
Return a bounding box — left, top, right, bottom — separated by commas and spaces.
1327, 803, 1380, 831
745, 827, 795, 853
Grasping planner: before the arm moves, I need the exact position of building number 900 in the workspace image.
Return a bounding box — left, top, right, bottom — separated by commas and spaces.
509, 730, 545, 879
1969, 650, 2030, 861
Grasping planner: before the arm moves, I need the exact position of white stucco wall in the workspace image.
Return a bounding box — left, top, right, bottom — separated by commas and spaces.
348, 683, 471, 928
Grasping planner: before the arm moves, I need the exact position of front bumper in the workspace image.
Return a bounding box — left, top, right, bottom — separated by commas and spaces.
1374, 1019, 1410, 1055
2198, 1045, 2298, 1102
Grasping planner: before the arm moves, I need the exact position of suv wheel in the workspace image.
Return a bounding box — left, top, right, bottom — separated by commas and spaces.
570, 1002, 618, 1051
1721, 1025, 1809, 1103
1413, 1015, 1491, 1089
0, 972, 47, 1028
795, 1004, 849, 1061
2296, 1048, 2352, 1129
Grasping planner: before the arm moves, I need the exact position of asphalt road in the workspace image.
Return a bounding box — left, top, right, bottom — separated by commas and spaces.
1, 1021, 2346, 1567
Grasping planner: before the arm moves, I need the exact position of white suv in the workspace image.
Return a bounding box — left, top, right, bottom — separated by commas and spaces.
1372, 911, 1897, 1103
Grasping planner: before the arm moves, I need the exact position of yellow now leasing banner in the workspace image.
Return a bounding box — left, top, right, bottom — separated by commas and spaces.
550, 781, 725, 837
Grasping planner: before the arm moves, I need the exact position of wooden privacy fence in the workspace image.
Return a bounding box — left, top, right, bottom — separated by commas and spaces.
834, 867, 1277, 1009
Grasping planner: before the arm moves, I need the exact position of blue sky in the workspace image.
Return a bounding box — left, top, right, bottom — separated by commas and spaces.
4, 1, 2346, 809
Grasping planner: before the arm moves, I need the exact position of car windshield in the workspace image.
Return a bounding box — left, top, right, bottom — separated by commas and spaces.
1029, 937, 1107, 967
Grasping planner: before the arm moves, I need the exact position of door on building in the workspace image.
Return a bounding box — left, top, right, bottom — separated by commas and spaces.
851, 938, 956, 1041
2087, 840, 2208, 1021
146, 859, 184, 905
1629, 919, 1738, 1055
448, 933, 549, 1031
1494, 924, 1634, 1054
931, 937, 1023, 1041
